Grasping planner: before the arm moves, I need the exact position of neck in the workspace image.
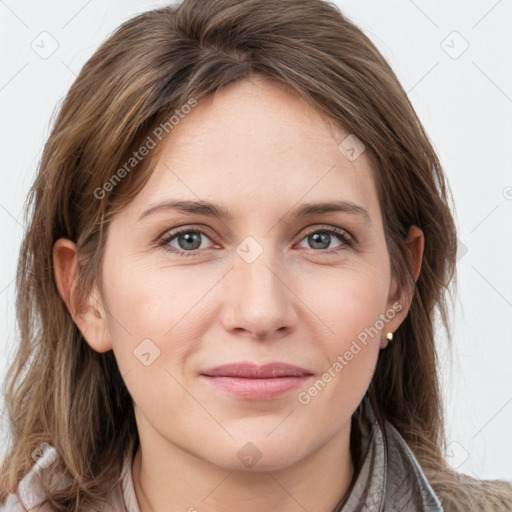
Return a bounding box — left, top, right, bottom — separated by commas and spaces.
132, 422, 355, 512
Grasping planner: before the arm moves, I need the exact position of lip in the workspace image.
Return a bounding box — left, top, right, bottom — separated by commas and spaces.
201, 362, 313, 378
200, 362, 314, 400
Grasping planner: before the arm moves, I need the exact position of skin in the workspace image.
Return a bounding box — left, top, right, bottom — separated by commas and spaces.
54, 76, 423, 512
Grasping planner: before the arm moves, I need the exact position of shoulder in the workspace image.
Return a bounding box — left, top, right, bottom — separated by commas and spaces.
0, 443, 59, 511
1, 443, 134, 512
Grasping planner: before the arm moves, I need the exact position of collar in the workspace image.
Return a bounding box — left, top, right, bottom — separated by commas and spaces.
338, 398, 444, 511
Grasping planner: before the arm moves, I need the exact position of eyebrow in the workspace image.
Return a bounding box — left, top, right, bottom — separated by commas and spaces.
138, 199, 372, 224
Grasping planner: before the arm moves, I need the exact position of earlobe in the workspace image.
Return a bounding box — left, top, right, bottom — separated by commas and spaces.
53, 238, 113, 353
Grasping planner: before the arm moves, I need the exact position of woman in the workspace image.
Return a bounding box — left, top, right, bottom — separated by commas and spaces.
1, 0, 511, 510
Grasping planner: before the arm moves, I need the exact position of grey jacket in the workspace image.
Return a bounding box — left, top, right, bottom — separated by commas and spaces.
1, 399, 444, 511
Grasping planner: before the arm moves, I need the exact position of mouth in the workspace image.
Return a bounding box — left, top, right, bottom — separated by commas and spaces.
200, 362, 314, 400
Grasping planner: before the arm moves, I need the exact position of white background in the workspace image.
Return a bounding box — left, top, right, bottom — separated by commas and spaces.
0, 0, 511, 483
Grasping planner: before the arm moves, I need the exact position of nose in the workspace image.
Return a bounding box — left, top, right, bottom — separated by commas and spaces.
221, 245, 298, 341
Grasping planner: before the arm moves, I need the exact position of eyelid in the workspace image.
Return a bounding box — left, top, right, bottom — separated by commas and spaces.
156, 224, 218, 245
157, 223, 357, 255
299, 224, 354, 242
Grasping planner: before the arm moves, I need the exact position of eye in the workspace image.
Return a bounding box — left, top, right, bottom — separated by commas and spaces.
158, 227, 217, 257
296, 226, 354, 253
158, 225, 355, 257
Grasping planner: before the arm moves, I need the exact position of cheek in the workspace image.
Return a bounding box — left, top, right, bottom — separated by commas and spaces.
100, 262, 197, 420
295, 265, 387, 403
103, 254, 197, 331
100, 255, 223, 378
296, 339, 379, 445
299, 262, 390, 346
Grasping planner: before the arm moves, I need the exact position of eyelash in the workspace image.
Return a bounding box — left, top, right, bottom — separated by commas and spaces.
157, 225, 355, 257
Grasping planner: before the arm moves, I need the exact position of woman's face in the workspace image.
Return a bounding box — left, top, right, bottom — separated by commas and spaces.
75, 77, 416, 471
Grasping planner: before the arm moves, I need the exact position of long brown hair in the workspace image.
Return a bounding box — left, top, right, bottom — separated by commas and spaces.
1, 0, 511, 510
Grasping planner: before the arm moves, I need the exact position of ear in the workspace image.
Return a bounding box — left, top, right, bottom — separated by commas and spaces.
53, 238, 112, 353
382, 225, 424, 346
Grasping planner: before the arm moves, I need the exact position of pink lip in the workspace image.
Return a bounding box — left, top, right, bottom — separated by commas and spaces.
200, 362, 314, 400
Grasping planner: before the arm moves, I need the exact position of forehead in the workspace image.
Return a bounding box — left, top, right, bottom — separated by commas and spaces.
123, 77, 381, 227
